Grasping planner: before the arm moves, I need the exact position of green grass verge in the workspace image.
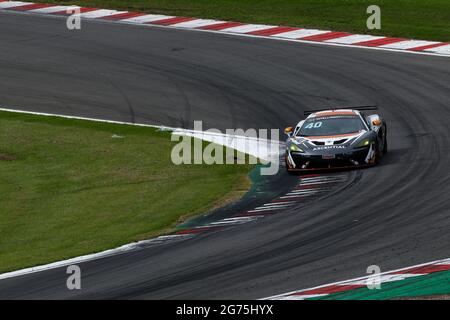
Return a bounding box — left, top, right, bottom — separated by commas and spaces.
34, 0, 450, 41
0, 111, 252, 273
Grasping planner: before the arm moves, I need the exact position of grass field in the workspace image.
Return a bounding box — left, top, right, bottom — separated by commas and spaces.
0, 111, 252, 273
34, 0, 450, 41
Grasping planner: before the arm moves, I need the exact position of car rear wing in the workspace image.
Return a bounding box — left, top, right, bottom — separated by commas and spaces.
303, 105, 378, 116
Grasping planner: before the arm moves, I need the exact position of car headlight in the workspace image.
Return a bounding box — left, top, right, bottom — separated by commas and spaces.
355, 139, 371, 148
290, 144, 304, 153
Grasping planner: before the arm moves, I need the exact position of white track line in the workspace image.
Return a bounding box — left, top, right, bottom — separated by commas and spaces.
325, 34, 384, 44
272, 29, 329, 39
80, 9, 127, 19
344, 273, 423, 286
170, 18, 226, 29
121, 14, 174, 24
220, 24, 274, 34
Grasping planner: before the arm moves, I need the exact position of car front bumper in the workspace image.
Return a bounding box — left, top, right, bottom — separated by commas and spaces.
287, 147, 373, 170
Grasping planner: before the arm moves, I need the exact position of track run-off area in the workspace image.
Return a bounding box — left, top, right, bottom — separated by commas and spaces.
0, 10, 449, 299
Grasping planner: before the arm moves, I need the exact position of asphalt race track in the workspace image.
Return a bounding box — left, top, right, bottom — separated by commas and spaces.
0, 11, 449, 299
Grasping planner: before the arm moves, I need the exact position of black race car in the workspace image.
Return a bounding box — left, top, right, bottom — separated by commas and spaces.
284, 106, 387, 172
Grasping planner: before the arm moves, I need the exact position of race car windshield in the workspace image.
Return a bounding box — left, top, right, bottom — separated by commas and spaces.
297, 116, 366, 137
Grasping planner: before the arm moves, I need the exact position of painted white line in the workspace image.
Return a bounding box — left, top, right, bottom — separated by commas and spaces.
220, 24, 275, 34
151, 234, 191, 241
173, 129, 282, 162
286, 190, 321, 195
253, 204, 291, 210
301, 176, 345, 181
266, 201, 296, 205
272, 28, 329, 39
207, 220, 247, 226
223, 217, 257, 221
0, 107, 169, 129
325, 34, 385, 45
293, 186, 330, 190
262, 257, 450, 300
262, 202, 294, 207
436, 259, 450, 265
246, 207, 281, 213
299, 181, 340, 186
288, 188, 327, 193
344, 273, 424, 286
280, 195, 309, 199
218, 218, 259, 223
300, 178, 345, 183
121, 14, 175, 24
170, 19, 225, 29
80, 9, 127, 19
271, 294, 328, 300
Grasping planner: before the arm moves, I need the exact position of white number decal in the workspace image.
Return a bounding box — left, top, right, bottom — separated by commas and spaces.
305, 122, 323, 129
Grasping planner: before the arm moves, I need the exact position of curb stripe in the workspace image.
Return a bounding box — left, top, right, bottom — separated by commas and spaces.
274, 29, 329, 39
325, 34, 384, 44
28, 5, 69, 13
426, 44, 450, 54
121, 14, 174, 23
263, 259, 450, 300
408, 42, 449, 51
197, 21, 244, 30
380, 40, 441, 50
392, 264, 450, 274
80, 9, 127, 19
300, 31, 351, 41
220, 24, 275, 34
148, 16, 196, 26
247, 26, 299, 36
355, 37, 405, 47
169, 19, 225, 29
294, 284, 365, 295
51, 7, 98, 15
100, 11, 146, 20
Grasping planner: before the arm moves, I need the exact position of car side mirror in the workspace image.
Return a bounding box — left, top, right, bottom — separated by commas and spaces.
284, 127, 293, 136
367, 114, 382, 130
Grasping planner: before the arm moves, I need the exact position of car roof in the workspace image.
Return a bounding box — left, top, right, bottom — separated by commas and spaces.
295, 109, 362, 129
306, 109, 360, 119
